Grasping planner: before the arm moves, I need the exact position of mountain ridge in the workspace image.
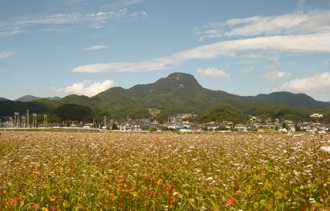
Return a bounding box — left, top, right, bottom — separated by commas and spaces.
11, 73, 329, 105
1, 72, 329, 123
15, 95, 61, 102
255, 91, 329, 108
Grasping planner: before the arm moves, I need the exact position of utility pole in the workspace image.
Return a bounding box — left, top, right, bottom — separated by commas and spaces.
14, 112, 19, 128
9, 117, 13, 128
22, 116, 26, 128
32, 113, 37, 128
44, 115, 47, 125
27, 109, 30, 128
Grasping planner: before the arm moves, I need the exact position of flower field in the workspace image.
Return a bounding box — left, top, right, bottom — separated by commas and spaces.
0, 131, 329, 210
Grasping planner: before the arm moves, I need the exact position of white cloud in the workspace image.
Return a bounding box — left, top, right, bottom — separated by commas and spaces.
197, 68, 230, 79
73, 32, 330, 73
279, 72, 330, 96
72, 57, 175, 73
84, 45, 110, 51
175, 32, 330, 60
196, 10, 330, 40
265, 55, 280, 70
102, 0, 143, 10
324, 58, 330, 66
262, 71, 291, 81
0, 51, 14, 58
242, 65, 255, 73
52, 80, 115, 97
17, 9, 128, 26
0, 8, 146, 38
296, 0, 306, 12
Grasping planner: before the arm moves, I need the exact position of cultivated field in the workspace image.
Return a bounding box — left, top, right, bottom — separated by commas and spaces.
0, 131, 329, 210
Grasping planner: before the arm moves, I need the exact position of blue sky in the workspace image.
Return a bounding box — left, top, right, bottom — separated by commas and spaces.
1, 0, 330, 102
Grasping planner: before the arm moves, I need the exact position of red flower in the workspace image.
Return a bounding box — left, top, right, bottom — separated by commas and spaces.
9, 197, 21, 207
226, 197, 234, 205
146, 190, 154, 198
9, 199, 16, 207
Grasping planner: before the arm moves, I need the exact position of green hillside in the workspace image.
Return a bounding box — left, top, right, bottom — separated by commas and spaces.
1, 72, 329, 123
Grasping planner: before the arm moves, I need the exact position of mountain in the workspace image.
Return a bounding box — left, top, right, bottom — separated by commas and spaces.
15, 95, 40, 102
255, 92, 329, 108
0, 100, 49, 117
88, 72, 330, 122
92, 72, 242, 112
94, 72, 329, 111
15, 95, 61, 102
1, 72, 329, 123
0, 97, 9, 101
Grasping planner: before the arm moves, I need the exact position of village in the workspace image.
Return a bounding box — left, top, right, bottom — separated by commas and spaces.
0, 112, 329, 133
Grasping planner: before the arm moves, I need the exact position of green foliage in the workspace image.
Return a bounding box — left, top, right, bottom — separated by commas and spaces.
34, 98, 60, 110
59, 94, 95, 107
253, 105, 317, 122
0, 101, 49, 118
1, 73, 330, 122
51, 104, 93, 121
199, 104, 247, 123
148, 126, 157, 132
255, 91, 329, 108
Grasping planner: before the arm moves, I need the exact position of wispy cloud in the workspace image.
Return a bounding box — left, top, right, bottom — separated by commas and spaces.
279, 72, 330, 97
84, 45, 110, 51
72, 57, 174, 73
296, 0, 306, 12
73, 3, 330, 73
323, 58, 330, 66
102, 0, 143, 10
261, 71, 291, 81
195, 10, 330, 40
73, 32, 330, 73
0, 51, 14, 59
197, 67, 231, 80
0, 8, 147, 38
52, 80, 115, 97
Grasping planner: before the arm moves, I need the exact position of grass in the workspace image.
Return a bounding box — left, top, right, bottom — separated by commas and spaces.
0, 131, 329, 210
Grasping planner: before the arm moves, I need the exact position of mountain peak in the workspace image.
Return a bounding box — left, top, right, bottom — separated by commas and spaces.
166, 72, 203, 89
168, 72, 187, 81
15, 95, 40, 102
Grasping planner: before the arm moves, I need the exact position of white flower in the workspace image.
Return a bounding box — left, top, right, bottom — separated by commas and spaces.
320, 146, 330, 153
309, 197, 316, 204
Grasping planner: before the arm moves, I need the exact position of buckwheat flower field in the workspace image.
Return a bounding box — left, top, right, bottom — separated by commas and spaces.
0, 131, 329, 210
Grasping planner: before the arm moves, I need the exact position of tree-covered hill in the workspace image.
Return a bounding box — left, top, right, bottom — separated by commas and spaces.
255, 92, 330, 108
1, 72, 329, 123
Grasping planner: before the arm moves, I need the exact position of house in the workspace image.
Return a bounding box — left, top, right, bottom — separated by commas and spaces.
49, 123, 62, 128
320, 124, 330, 131
297, 123, 312, 131
203, 123, 220, 131
130, 122, 145, 131
190, 125, 202, 132
234, 124, 248, 131
119, 122, 131, 131
163, 123, 177, 129
83, 123, 95, 129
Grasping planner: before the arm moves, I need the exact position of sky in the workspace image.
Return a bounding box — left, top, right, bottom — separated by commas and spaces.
1, 0, 330, 102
